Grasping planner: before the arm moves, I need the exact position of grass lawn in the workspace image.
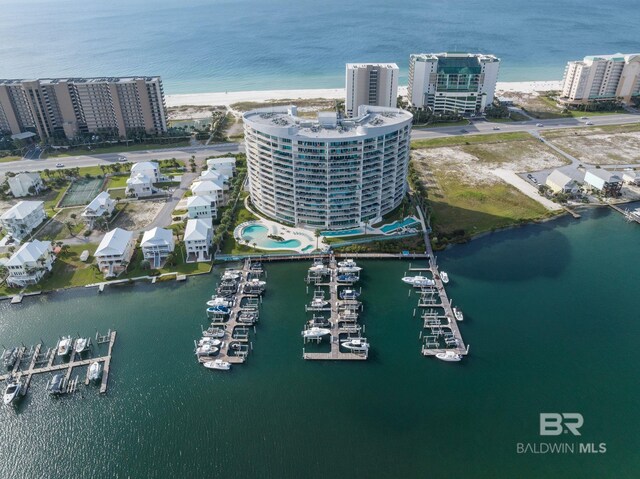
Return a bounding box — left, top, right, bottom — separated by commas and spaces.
413, 119, 470, 128
105, 175, 129, 188
122, 246, 211, 278
411, 132, 532, 149
541, 122, 640, 139
41, 185, 70, 213
487, 111, 530, 122
0, 155, 21, 163
46, 141, 190, 158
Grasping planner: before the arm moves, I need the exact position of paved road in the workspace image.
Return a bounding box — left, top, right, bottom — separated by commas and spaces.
0, 143, 243, 176
143, 171, 199, 231
411, 113, 640, 140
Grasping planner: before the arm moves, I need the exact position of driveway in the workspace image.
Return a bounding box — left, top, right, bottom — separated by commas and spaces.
493, 169, 562, 211
142, 171, 198, 230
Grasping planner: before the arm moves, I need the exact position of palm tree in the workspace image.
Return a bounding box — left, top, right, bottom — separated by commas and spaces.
252, 242, 257, 251
314, 229, 321, 250
65, 221, 76, 236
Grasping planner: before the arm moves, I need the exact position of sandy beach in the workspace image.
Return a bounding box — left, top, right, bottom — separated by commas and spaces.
165, 81, 562, 108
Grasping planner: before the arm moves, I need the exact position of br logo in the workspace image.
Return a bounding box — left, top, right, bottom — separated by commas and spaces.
540, 413, 584, 436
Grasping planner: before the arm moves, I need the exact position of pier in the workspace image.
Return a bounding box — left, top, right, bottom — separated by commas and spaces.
609, 203, 640, 224
302, 257, 368, 361
0, 330, 117, 395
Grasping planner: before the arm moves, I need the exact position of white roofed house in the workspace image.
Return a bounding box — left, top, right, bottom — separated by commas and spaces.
125, 173, 156, 198
545, 170, 580, 195
186, 195, 217, 219
8, 172, 44, 198
0, 200, 47, 241
82, 191, 115, 228
140, 227, 175, 268
94, 228, 136, 278
622, 170, 639, 185
206, 157, 236, 178
5, 240, 55, 287
199, 169, 229, 190
584, 169, 623, 197
184, 219, 212, 263
130, 161, 163, 182
191, 178, 224, 205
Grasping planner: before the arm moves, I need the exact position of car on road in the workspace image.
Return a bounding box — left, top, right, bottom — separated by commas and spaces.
527, 174, 534, 179
492, 126, 500, 130
585, 121, 594, 125
531, 178, 539, 184
55, 163, 64, 168
581, 116, 589, 120
118, 156, 127, 162
536, 123, 544, 127
460, 129, 468, 134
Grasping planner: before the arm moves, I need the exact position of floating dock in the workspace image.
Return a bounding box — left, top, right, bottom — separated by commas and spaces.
0, 330, 117, 395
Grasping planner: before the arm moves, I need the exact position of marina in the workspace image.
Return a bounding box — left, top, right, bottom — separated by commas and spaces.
0, 330, 117, 400
302, 257, 369, 360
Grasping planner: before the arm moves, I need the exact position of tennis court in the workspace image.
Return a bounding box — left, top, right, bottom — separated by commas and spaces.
59, 178, 104, 207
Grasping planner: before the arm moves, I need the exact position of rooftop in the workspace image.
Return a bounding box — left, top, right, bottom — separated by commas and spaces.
184, 218, 211, 241
84, 191, 112, 212
141, 227, 173, 247
0, 76, 162, 85
6, 240, 51, 267
586, 169, 622, 183
346, 63, 399, 69
1, 201, 44, 220
95, 228, 133, 256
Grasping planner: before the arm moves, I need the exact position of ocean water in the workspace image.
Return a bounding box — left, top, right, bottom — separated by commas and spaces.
0, 0, 638, 94
0, 207, 638, 478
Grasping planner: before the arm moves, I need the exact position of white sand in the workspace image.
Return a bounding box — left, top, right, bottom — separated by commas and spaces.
165, 81, 562, 108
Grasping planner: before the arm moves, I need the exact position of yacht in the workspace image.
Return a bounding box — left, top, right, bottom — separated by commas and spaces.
337, 273, 358, 283
203, 359, 231, 371
309, 263, 328, 274
198, 337, 223, 348
2, 348, 18, 369
301, 327, 331, 339
339, 289, 360, 300
207, 296, 233, 307
401, 276, 435, 287
440, 271, 449, 284
47, 373, 65, 395
341, 338, 370, 352
202, 327, 226, 338
207, 305, 230, 315
238, 311, 258, 324
337, 259, 358, 268
195, 344, 219, 357
3, 380, 22, 405
435, 351, 462, 362
453, 307, 464, 322
74, 337, 90, 354
57, 336, 73, 356
88, 361, 102, 381
221, 270, 242, 281
307, 317, 330, 328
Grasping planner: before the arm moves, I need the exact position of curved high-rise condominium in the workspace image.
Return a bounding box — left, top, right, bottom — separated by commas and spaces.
243, 105, 413, 230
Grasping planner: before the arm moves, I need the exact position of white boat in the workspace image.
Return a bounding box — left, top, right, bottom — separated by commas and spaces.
453, 307, 464, 321
202, 327, 225, 338
221, 270, 241, 281
203, 359, 231, 371
2, 348, 18, 369
341, 338, 370, 352
247, 278, 266, 288
3, 381, 22, 405
195, 344, 219, 357
47, 374, 65, 395
309, 264, 328, 273
435, 351, 462, 362
74, 337, 90, 354
310, 298, 329, 309
198, 337, 223, 347
440, 271, 449, 284
301, 327, 331, 339
401, 276, 435, 287
337, 259, 358, 268
88, 361, 102, 381
57, 336, 73, 356
207, 297, 233, 307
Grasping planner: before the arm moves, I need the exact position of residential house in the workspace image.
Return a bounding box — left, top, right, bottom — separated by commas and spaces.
94, 228, 136, 278
584, 169, 623, 197
545, 170, 580, 195
184, 218, 212, 263
82, 191, 115, 228
622, 170, 639, 185
140, 227, 175, 268
199, 169, 229, 190
0, 200, 46, 240
130, 161, 162, 182
5, 240, 54, 287
206, 157, 236, 178
191, 179, 224, 205
126, 173, 156, 198
186, 195, 216, 219
8, 172, 44, 198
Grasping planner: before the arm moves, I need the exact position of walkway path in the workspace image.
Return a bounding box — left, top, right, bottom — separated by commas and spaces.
492, 168, 562, 211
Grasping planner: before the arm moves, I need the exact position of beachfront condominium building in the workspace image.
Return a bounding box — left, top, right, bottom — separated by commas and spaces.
243, 105, 412, 230
559, 53, 640, 105
0, 76, 167, 139
345, 63, 399, 117
407, 52, 500, 114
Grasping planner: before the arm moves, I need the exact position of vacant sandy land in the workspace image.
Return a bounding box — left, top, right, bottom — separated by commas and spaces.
111, 200, 165, 231
546, 131, 640, 165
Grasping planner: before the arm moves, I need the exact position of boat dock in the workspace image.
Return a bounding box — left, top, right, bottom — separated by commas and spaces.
609, 203, 640, 224
202, 259, 265, 365
302, 256, 368, 361
0, 330, 117, 395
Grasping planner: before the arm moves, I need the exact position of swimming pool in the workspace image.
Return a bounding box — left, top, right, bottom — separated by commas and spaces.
320, 228, 364, 237
240, 224, 302, 250
379, 217, 420, 234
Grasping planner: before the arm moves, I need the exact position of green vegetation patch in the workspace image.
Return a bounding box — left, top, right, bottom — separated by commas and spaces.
411, 132, 531, 149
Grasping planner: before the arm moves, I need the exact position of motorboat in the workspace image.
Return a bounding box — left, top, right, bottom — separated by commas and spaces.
230, 342, 244, 351
309, 263, 329, 274
337, 259, 358, 268
301, 327, 331, 339
250, 261, 263, 270
310, 297, 329, 309
440, 271, 449, 284
221, 270, 241, 281
203, 359, 231, 371
74, 337, 90, 354
57, 336, 73, 356
339, 289, 360, 300
341, 338, 370, 352
47, 373, 65, 395
247, 278, 266, 288
202, 327, 226, 338
337, 274, 358, 283
88, 361, 102, 381
436, 351, 462, 362
198, 337, 223, 347
238, 312, 258, 324
2, 348, 18, 369
401, 276, 435, 287
453, 307, 464, 322
207, 296, 233, 308
307, 317, 330, 328
195, 344, 219, 357
3, 380, 22, 405
207, 305, 230, 315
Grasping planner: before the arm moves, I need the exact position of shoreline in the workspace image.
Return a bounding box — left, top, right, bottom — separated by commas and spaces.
165, 80, 563, 108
